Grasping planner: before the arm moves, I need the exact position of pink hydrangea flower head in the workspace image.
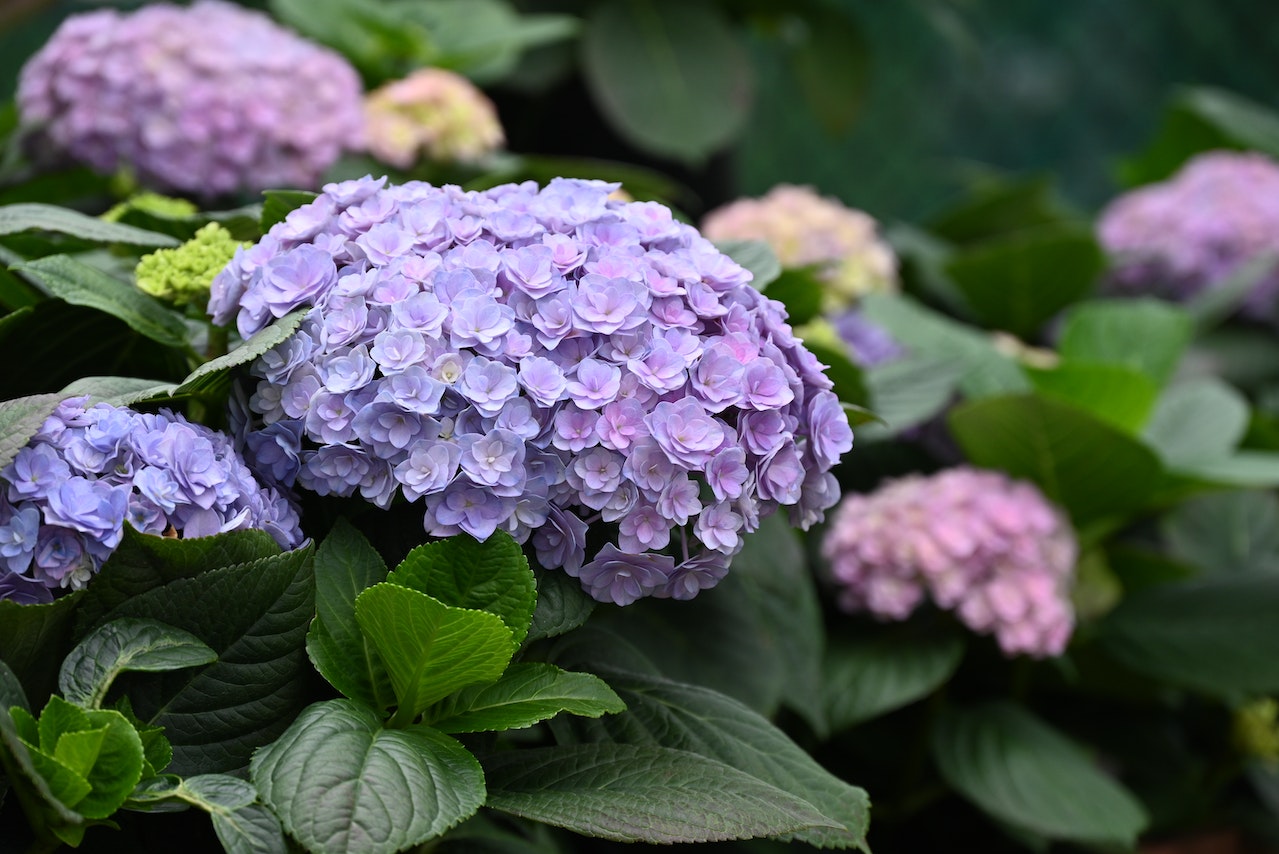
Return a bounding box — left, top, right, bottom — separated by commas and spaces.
212, 176, 855, 605
17, 0, 364, 197
364, 68, 505, 169
821, 466, 1076, 658
701, 184, 899, 312
1098, 150, 1279, 319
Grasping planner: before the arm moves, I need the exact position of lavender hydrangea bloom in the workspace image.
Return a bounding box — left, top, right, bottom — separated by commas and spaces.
16, 0, 363, 197
215, 177, 854, 605
1098, 150, 1279, 319
821, 467, 1077, 658
0, 398, 303, 601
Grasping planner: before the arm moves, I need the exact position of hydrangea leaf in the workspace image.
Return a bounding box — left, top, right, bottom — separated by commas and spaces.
1143, 377, 1250, 467
306, 519, 394, 709
259, 190, 319, 232
559, 669, 870, 850
856, 354, 963, 440
1058, 298, 1193, 388
14, 255, 190, 350
0, 659, 28, 713
76, 544, 316, 776
0, 591, 83, 708
948, 393, 1162, 525
0, 391, 63, 473
0, 706, 89, 845
112, 697, 171, 778
932, 703, 1148, 847
526, 568, 595, 643
58, 376, 177, 408
0, 203, 180, 248
183, 774, 288, 854
805, 340, 869, 408
61, 708, 145, 820
58, 618, 217, 710
1025, 363, 1159, 434
252, 698, 485, 854
388, 531, 535, 649
175, 307, 309, 398
481, 743, 839, 844
926, 176, 1072, 246
581, 0, 751, 164
715, 239, 781, 290
1161, 490, 1279, 575
354, 583, 514, 724
942, 222, 1103, 339
1098, 573, 1279, 697
428, 662, 624, 734
823, 623, 965, 732
760, 266, 825, 327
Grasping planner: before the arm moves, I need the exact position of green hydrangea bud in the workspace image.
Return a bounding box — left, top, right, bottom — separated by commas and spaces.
101, 192, 198, 223
1234, 698, 1279, 761
134, 222, 244, 308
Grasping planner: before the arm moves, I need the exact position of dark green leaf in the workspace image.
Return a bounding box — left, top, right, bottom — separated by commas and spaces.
933, 703, 1148, 846
388, 531, 536, 648
927, 176, 1073, 246
786, 2, 867, 136
824, 624, 964, 732
252, 699, 485, 854
0, 592, 82, 707
943, 223, 1102, 339
259, 190, 320, 232
1143, 377, 1249, 467
175, 308, 308, 398
306, 519, 394, 709
1058, 298, 1193, 387
762, 267, 825, 326
1099, 573, 1279, 698
58, 618, 216, 709
0, 204, 179, 248
581, 0, 751, 163
0, 659, 27, 713
716, 239, 781, 290
429, 663, 624, 733
15, 255, 189, 349
178, 774, 288, 854
526, 568, 595, 643
0, 391, 62, 473
482, 743, 840, 845
948, 394, 1162, 525
1025, 363, 1158, 434
805, 340, 869, 408
1161, 490, 1279, 575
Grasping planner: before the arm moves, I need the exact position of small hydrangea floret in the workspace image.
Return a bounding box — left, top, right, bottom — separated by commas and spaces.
821, 467, 1076, 658
212, 177, 854, 604
0, 398, 303, 603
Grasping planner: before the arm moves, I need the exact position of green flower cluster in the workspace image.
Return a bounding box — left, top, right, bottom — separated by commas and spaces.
134, 222, 244, 308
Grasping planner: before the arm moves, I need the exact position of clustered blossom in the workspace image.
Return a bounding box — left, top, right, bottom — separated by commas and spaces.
210, 176, 853, 605
0, 398, 302, 604
701, 184, 899, 312
17, 0, 364, 197
822, 467, 1076, 658
364, 68, 505, 169
135, 223, 246, 307
1099, 150, 1279, 319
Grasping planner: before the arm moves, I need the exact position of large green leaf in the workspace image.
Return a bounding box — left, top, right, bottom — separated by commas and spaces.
388, 531, 536, 648
482, 743, 839, 845
857, 354, 963, 440
428, 662, 623, 733
0, 204, 179, 248
58, 619, 215, 710
182, 774, 288, 854
1142, 377, 1249, 467
824, 623, 965, 732
933, 703, 1148, 847
60, 708, 144, 820
258, 190, 319, 232
563, 669, 870, 850
354, 583, 514, 725
1171, 451, 1279, 489
1098, 573, 1279, 698
1025, 363, 1158, 434
1057, 298, 1193, 387
927, 176, 1074, 246
0, 592, 82, 707
58, 376, 177, 408
949, 393, 1162, 524
1161, 490, 1279, 575
526, 568, 595, 643
0, 391, 62, 474
79, 543, 315, 775
580, 0, 751, 163
306, 519, 394, 709
716, 239, 781, 291
252, 699, 485, 854
175, 308, 308, 398
15, 255, 190, 350
0, 659, 27, 712
943, 223, 1103, 339
860, 292, 1029, 398
0, 706, 88, 845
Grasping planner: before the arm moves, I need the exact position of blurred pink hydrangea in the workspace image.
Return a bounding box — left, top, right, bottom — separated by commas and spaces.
364, 68, 505, 169
701, 184, 899, 311
822, 467, 1077, 658
17, 0, 364, 197
1098, 150, 1279, 319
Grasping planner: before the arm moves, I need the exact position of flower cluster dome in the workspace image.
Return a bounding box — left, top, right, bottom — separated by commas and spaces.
1098, 150, 1279, 319
364, 68, 505, 169
701, 184, 899, 312
16, 0, 364, 197
822, 467, 1076, 658
210, 176, 854, 605
0, 398, 302, 604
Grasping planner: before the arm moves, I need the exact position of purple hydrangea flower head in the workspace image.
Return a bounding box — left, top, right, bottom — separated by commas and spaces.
0, 398, 303, 602
821, 467, 1076, 658
17, 0, 363, 197
214, 177, 854, 603
1098, 150, 1279, 319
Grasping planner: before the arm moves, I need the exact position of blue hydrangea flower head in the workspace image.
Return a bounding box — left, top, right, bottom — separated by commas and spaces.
213, 176, 854, 604
0, 398, 303, 603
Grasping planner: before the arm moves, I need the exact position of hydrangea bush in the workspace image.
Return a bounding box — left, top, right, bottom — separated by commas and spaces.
0, 398, 301, 604
16, 0, 364, 197
364, 68, 505, 169
211, 176, 853, 604
822, 467, 1076, 658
